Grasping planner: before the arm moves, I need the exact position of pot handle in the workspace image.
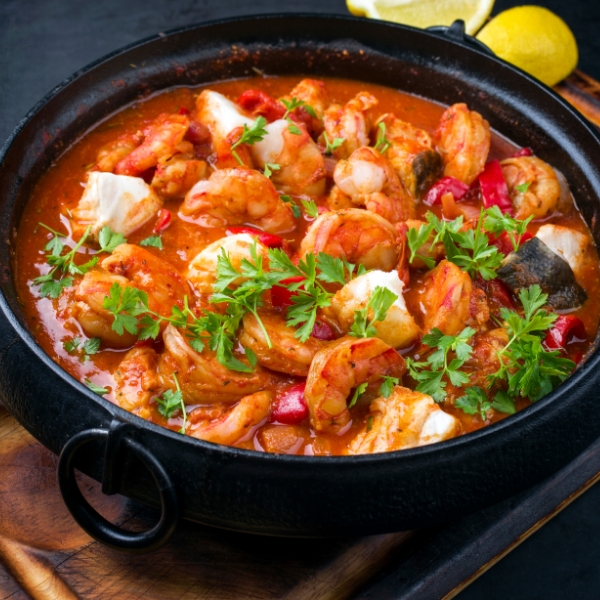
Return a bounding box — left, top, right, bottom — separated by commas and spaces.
427, 19, 495, 56
57, 424, 179, 553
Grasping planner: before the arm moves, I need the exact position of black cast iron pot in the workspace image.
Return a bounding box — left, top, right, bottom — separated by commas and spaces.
1, 14, 600, 553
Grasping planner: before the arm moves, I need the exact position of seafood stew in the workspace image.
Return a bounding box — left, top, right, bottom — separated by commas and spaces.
16, 76, 600, 457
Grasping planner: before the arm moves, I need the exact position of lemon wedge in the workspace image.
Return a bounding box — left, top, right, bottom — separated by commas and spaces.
476, 6, 578, 87
347, 0, 495, 35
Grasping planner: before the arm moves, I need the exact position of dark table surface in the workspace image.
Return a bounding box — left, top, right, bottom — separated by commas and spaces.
2, 0, 600, 598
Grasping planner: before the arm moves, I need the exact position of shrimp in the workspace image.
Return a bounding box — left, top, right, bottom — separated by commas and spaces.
347, 386, 461, 454
330, 270, 420, 349
281, 78, 331, 134
238, 312, 326, 376
376, 113, 443, 199
421, 259, 472, 337
181, 167, 296, 234
151, 154, 207, 199
299, 208, 400, 272
114, 346, 161, 418
189, 391, 271, 445
114, 113, 191, 177
72, 244, 188, 346
94, 132, 143, 172
331, 146, 414, 223
158, 324, 270, 404
322, 91, 378, 159
434, 103, 490, 185
501, 156, 561, 220
305, 336, 406, 432
465, 328, 509, 389
250, 119, 326, 196
187, 233, 269, 296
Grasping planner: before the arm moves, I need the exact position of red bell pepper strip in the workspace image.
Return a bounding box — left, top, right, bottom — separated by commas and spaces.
492, 231, 533, 256
311, 320, 336, 341
271, 276, 304, 308
511, 147, 533, 158
271, 382, 308, 425
178, 106, 190, 115
485, 279, 515, 308
478, 159, 513, 214
423, 176, 469, 207
237, 89, 286, 122
544, 315, 586, 350
226, 226, 285, 249
153, 208, 172, 233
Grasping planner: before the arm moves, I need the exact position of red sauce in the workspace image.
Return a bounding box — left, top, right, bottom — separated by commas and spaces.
15, 76, 600, 454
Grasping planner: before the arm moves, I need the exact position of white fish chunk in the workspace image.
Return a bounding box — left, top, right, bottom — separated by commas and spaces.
72, 172, 162, 240
195, 90, 253, 142
330, 270, 420, 349
535, 224, 590, 278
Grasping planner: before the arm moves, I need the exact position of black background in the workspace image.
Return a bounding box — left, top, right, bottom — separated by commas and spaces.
2, 0, 600, 597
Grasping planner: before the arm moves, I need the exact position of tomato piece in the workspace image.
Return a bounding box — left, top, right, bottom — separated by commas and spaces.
271, 276, 304, 308
311, 320, 335, 340
237, 89, 285, 122
271, 382, 308, 425
478, 159, 513, 214
153, 208, 172, 233
423, 176, 469, 207
226, 226, 285, 249
486, 279, 514, 308
185, 119, 210, 145
178, 106, 191, 115
512, 147, 533, 158
544, 315, 586, 350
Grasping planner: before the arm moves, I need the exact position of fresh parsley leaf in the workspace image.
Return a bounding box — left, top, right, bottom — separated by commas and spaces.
64, 337, 81, 353
348, 382, 369, 408
280, 195, 301, 218
231, 116, 268, 165
98, 226, 127, 253
300, 198, 319, 218
103, 283, 149, 335
483, 206, 533, 253
85, 379, 109, 395
323, 132, 344, 155
156, 373, 187, 434
83, 337, 101, 356
491, 390, 516, 414
515, 182, 531, 194
140, 234, 163, 249
282, 97, 316, 119
244, 346, 258, 368
263, 162, 281, 178
349, 286, 398, 338
455, 386, 492, 421
286, 121, 302, 135
379, 376, 400, 398
407, 327, 475, 402
407, 222, 436, 269
366, 415, 374, 432
374, 122, 391, 155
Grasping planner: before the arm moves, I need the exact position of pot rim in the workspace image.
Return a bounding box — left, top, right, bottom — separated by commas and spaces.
2, 12, 600, 465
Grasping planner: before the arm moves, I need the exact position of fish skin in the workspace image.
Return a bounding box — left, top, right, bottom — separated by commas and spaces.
497, 237, 587, 310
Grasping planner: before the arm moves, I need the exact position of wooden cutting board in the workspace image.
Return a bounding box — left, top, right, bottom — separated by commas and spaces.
1, 70, 600, 600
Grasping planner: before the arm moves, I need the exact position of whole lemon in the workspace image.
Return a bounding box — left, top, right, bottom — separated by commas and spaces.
476, 5, 578, 87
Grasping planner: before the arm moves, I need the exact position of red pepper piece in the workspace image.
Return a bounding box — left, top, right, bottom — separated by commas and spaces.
226, 226, 285, 249
271, 382, 308, 425
512, 147, 533, 158
185, 119, 210, 145
478, 159, 514, 214
544, 315, 586, 350
423, 176, 469, 206
153, 208, 172, 233
486, 279, 515, 308
271, 276, 304, 308
492, 231, 533, 256
178, 106, 191, 115
311, 320, 336, 341
237, 89, 286, 122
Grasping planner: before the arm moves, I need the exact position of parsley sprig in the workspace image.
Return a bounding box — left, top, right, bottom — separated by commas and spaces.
64, 336, 100, 362
231, 116, 268, 165
489, 285, 575, 401
482, 205, 533, 253
156, 372, 187, 434
455, 387, 516, 421
374, 122, 391, 155
323, 132, 345, 155
281, 97, 317, 120
349, 286, 398, 338
406, 327, 475, 402
267, 250, 364, 342
280, 195, 301, 218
